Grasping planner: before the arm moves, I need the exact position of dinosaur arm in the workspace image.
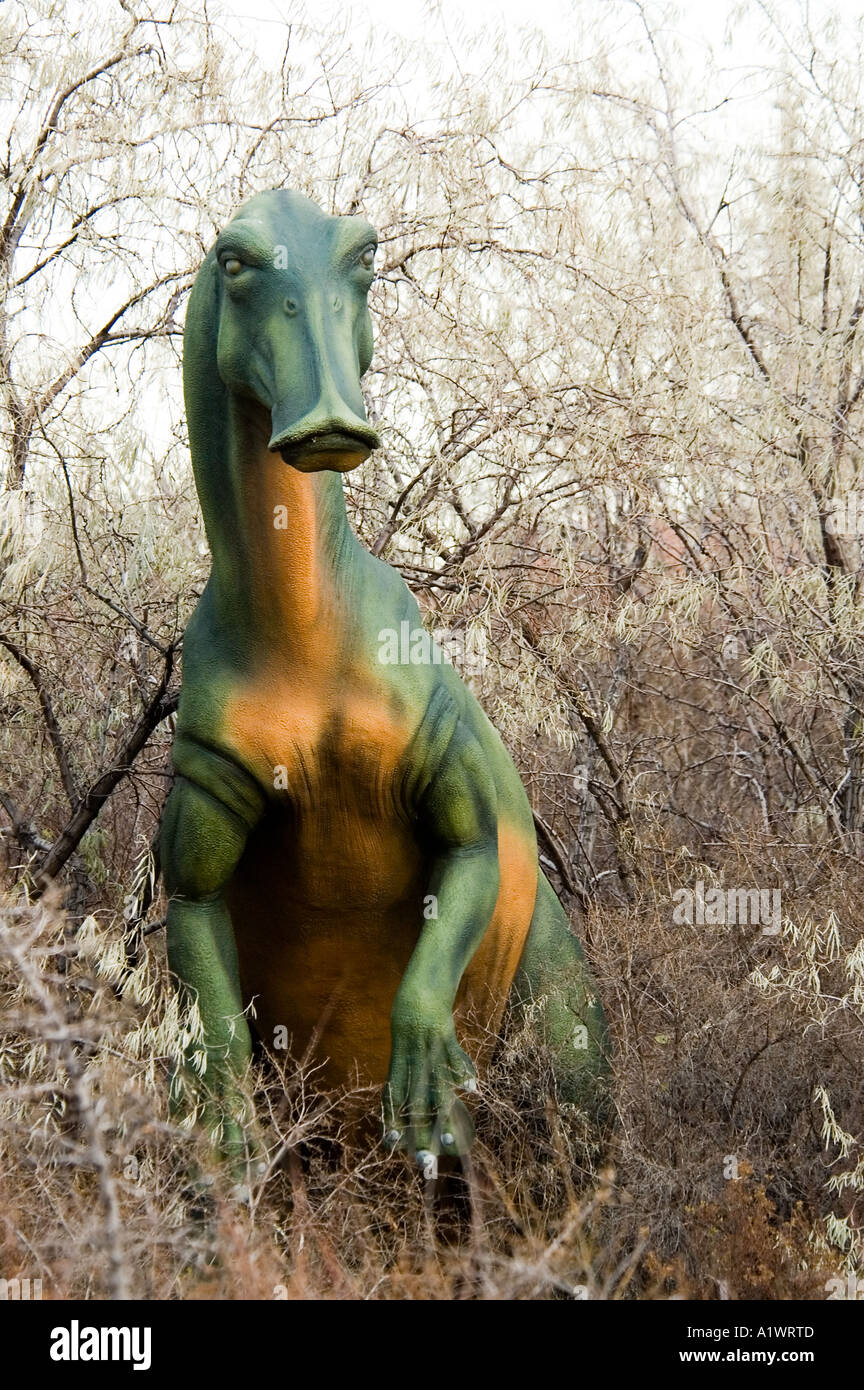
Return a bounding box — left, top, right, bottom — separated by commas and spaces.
385, 723, 499, 1164
399, 723, 499, 1006
161, 749, 266, 1174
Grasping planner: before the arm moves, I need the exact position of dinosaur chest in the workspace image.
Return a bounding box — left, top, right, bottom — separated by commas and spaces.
222, 664, 413, 821
222, 664, 424, 920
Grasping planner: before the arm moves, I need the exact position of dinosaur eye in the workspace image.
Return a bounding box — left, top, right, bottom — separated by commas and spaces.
358, 244, 376, 270
221, 256, 244, 276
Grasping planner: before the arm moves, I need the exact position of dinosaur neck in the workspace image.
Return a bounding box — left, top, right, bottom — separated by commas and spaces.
195, 392, 354, 656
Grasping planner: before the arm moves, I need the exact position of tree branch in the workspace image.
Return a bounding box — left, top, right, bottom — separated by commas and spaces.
34, 650, 178, 890
0, 632, 77, 803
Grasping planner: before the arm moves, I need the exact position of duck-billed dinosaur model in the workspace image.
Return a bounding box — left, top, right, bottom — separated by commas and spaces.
162, 189, 610, 1170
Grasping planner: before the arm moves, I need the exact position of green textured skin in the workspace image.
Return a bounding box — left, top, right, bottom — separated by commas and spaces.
160, 190, 610, 1172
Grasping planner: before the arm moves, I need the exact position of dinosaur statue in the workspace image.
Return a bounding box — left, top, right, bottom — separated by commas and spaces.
162, 188, 610, 1171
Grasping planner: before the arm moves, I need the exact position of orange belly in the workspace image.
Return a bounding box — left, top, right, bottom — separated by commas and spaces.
225, 808, 538, 1088
226, 802, 425, 1084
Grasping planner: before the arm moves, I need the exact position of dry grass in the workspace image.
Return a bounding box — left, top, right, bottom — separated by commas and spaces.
0, 860, 856, 1301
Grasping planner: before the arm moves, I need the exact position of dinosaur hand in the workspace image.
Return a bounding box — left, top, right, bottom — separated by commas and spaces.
384, 990, 477, 1172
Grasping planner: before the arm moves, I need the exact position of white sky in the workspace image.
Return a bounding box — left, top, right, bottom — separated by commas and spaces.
229, 0, 852, 153
232, 0, 841, 66
241, 0, 742, 44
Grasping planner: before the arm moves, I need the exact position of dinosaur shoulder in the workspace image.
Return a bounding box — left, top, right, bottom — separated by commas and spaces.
398, 679, 478, 816
170, 729, 267, 829
173, 605, 265, 814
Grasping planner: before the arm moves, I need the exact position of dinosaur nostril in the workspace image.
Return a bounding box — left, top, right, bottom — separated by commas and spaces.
332, 295, 342, 312
283, 297, 297, 316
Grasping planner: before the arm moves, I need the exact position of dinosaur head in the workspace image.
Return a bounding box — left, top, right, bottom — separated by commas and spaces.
208, 188, 380, 473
